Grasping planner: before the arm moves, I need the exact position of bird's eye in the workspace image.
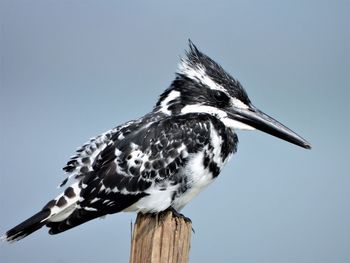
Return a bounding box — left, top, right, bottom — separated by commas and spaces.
213, 91, 229, 103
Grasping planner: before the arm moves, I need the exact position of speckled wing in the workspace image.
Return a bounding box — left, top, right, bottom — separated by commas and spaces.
60, 129, 118, 187
79, 114, 213, 207
60, 120, 139, 187
48, 114, 212, 234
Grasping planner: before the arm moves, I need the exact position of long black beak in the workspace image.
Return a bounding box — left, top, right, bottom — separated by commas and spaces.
229, 104, 311, 149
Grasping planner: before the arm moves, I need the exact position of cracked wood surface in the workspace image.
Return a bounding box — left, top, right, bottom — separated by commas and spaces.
130, 211, 192, 263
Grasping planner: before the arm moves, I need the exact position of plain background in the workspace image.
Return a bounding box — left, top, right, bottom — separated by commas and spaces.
0, 1, 349, 262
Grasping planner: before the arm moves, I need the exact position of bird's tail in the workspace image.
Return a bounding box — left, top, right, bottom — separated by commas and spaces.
2, 181, 83, 242
2, 209, 50, 243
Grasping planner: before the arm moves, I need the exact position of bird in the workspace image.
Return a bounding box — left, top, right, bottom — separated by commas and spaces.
3, 40, 311, 242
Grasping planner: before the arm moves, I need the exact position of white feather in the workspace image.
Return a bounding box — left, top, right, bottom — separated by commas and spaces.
178, 60, 226, 92
181, 104, 255, 130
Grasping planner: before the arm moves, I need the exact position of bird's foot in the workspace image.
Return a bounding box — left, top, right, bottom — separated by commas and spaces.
164, 207, 195, 233
164, 207, 192, 224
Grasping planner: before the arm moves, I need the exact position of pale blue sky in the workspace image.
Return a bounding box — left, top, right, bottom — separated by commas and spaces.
1, 0, 349, 262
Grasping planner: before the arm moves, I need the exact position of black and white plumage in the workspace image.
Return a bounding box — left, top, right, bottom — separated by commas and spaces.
3, 41, 311, 242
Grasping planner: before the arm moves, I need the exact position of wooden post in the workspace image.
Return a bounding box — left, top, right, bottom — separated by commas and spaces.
129, 210, 192, 263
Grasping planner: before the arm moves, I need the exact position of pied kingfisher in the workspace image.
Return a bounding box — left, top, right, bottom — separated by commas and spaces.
3, 41, 311, 242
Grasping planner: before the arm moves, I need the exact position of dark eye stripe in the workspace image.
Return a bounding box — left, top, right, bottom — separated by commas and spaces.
213, 90, 230, 105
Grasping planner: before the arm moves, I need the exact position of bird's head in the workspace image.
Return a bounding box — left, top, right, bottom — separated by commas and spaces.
156, 40, 311, 149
